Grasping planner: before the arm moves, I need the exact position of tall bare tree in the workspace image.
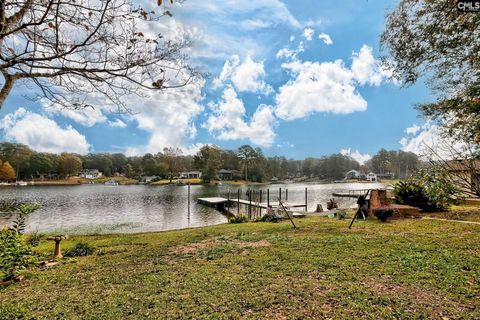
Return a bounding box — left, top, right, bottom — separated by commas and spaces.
0, 0, 196, 111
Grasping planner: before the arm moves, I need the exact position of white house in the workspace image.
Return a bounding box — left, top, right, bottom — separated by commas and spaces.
79, 169, 102, 179
366, 172, 377, 182
346, 169, 361, 179
180, 171, 202, 179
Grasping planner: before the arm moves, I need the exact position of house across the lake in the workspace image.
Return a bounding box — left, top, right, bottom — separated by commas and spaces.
346, 169, 361, 179
79, 169, 102, 179
217, 169, 241, 180
180, 171, 202, 179
366, 172, 377, 182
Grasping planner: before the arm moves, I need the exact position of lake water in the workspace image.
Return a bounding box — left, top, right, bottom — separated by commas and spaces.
0, 182, 384, 234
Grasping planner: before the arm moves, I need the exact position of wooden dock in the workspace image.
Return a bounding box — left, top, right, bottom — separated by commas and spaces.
197, 197, 230, 211
332, 189, 374, 198
197, 197, 307, 211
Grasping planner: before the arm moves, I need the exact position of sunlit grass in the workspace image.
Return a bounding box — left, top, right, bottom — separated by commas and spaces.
1, 216, 479, 319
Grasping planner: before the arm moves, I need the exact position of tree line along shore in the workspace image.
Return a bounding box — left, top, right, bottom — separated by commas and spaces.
0, 142, 420, 185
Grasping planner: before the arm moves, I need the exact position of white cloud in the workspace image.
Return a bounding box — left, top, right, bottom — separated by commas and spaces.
400, 122, 443, 155
340, 148, 372, 165
108, 119, 127, 128
145, 0, 301, 61
276, 41, 305, 61
124, 82, 205, 156
303, 27, 314, 41
0, 108, 91, 154
203, 86, 276, 147
399, 121, 473, 159
405, 124, 421, 135
351, 45, 393, 86
275, 45, 392, 120
212, 55, 273, 94
318, 32, 333, 45
275, 59, 367, 120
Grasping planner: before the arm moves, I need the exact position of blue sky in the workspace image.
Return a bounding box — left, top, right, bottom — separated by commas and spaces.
0, 0, 437, 163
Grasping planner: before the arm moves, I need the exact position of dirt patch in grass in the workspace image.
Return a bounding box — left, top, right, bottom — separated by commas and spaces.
170, 237, 270, 255
364, 278, 476, 314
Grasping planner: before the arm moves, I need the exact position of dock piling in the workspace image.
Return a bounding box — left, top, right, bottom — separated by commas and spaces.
305, 187, 308, 211
188, 182, 191, 220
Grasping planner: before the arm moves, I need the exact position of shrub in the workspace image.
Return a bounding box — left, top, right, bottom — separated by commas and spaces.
12, 203, 41, 234
374, 209, 394, 222
0, 229, 34, 280
65, 242, 95, 257
394, 169, 457, 212
229, 215, 248, 224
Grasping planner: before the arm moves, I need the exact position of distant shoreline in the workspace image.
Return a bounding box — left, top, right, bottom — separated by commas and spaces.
1, 178, 397, 187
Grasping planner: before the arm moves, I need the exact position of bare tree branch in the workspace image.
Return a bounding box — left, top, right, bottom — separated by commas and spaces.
0, 0, 198, 112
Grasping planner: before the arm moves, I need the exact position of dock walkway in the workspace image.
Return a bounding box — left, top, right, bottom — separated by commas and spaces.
197, 197, 307, 211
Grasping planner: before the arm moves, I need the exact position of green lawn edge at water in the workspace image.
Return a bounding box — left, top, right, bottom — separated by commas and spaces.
1, 217, 479, 319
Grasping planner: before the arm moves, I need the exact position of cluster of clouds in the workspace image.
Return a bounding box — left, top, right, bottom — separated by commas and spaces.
0, 108, 91, 154
0, 2, 404, 157
398, 121, 462, 159
340, 148, 372, 165
203, 87, 276, 147
208, 35, 393, 147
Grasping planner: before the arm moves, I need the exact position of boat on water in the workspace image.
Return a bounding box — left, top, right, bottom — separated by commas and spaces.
16, 181, 28, 186
104, 179, 119, 186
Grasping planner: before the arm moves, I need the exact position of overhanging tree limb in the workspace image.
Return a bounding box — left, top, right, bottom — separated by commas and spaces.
0, 0, 198, 111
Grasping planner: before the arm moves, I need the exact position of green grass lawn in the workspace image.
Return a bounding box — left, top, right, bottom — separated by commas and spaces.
1, 217, 479, 319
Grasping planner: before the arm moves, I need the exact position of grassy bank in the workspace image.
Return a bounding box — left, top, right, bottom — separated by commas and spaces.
1, 216, 479, 319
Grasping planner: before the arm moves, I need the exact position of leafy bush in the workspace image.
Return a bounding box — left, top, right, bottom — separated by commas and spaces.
229, 214, 248, 224
374, 209, 394, 222
65, 242, 95, 257
12, 203, 41, 234
0, 229, 34, 280
394, 169, 457, 212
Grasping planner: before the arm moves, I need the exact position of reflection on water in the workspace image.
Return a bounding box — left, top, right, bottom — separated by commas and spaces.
0, 182, 383, 234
